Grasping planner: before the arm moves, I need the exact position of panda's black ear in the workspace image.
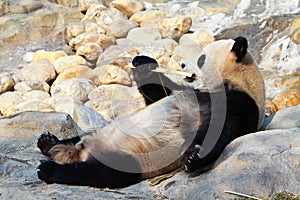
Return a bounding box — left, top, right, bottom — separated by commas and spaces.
132, 56, 159, 72
231, 37, 248, 63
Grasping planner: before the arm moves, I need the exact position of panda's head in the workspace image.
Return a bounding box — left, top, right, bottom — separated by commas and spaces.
182, 37, 265, 128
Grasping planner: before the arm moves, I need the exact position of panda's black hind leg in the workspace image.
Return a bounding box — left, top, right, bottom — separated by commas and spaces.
38, 156, 142, 188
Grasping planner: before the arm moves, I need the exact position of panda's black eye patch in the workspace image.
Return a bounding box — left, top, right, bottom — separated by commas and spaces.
197, 55, 206, 69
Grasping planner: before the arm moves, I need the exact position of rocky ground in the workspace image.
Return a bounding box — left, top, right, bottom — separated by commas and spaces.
0, 0, 300, 199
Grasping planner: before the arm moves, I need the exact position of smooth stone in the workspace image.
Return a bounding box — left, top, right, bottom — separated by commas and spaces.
78, 0, 105, 12
159, 16, 192, 38
106, 18, 139, 38
76, 43, 103, 61
129, 10, 166, 24
54, 55, 89, 74
14, 81, 50, 93
19, 59, 56, 83
31, 50, 67, 65
22, 90, 51, 102
126, 27, 161, 46
111, 0, 144, 17
14, 101, 54, 114
272, 89, 300, 110
179, 29, 215, 47
0, 91, 24, 116
0, 72, 15, 94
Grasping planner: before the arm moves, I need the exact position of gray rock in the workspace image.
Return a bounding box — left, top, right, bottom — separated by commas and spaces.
262, 105, 300, 130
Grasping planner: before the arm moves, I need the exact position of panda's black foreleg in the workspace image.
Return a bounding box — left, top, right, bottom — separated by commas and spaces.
38, 156, 142, 188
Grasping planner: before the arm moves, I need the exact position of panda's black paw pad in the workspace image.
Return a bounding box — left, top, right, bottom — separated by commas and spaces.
184, 151, 200, 173
37, 132, 60, 157
37, 160, 57, 184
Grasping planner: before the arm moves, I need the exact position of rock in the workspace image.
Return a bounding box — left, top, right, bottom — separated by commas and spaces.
14, 101, 54, 114
0, 72, 15, 94
141, 38, 178, 68
154, 129, 300, 200
126, 27, 162, 46
64, 21, 106, 44
9, 1, 44, 14
94, 7, 128, 30
264, 75, 300, 98
14, 81, 50, 93
87, 65, 131, 86
179, 29, 215, 47
31, 50, 67, 65
51, 65, 92, 89
290, 27, 300, 44
47, 95, 107, 131
129, 10, 166, 24
0, 111, 83, 139
76, 43, 103, 61
96, 44, 138, 66
179, 4, 206, 16
88, 84, 144, 102
19, 59, 56, 83
69, 32, 116, 50
263, 105, 300, 130
140, 18, 163, 29
81, 4, 107, 22
56, 0, 78, 7
85, 98, 145, 121
0, 0, 9, 16
51, 78, 96, 102
111, 0, 144, 17
272, 89, 300, 111
78, 0, 104, 12
54, 55, 89, 74
22, 90, 51, 102
159, 16, 192, 38
106, 18, 139, 38
0, 92, 24, 116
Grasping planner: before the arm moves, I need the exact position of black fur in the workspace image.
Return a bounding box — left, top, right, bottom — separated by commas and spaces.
231, 37, 248, 63
184, 88, 259, 172
38, 155, 142, 188
132, 55, 183, 105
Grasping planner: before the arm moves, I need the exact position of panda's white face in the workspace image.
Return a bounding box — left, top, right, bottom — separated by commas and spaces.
182, 39, 235, 91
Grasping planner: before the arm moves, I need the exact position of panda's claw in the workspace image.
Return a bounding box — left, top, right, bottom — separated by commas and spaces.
184, 151, 200, 173
37, 132, 60, 157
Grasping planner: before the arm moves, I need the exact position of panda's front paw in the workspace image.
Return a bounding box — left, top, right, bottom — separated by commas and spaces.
184, 151, 201, 173
37, 160, 57, 184
37, 132, 60, 157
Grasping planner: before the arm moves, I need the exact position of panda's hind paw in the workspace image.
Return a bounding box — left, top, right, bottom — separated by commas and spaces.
184, 151, 200, 173
37, 132, 60, 157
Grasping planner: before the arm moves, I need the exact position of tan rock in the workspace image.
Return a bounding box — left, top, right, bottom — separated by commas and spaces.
265, 98, 277, 116
81, 4, 107, 22
19, 59, 56, 83
141, 38, 178, 67
96, 44, 139, 66
272, 89, 300, 111
54, 55, 89, 74
94, 7, 128, 31
78, 0, 105, 12
88, 84, 143, 101
159, 16, 192, 38
14, 81, 50, 93
87, 65, 131, 86
126, 27, 161, 46
291, 27, 300, 44
0, 0, 9, 16
64, 21, 106, 44
22, 90, 51, 102
9, 1, 43, 14
76, 43, 103, 61
14, 101, 54, 114
85, 98, 145, 121
130, 10, 166, 24
51, 65, 92, 89
32, 50, 67, 65
140, 18, 163, 28
51, 78, 96, 102
179, 29, 214, 47
69, 32, 116, 50
106, 18, 138, 38
56, 0, 78, 7
0, 72, 15, 94
0, 92, 24, 116
111, 0, 144, 17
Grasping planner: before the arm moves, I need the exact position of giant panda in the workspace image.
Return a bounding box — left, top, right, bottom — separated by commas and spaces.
37, 37, 265, 188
